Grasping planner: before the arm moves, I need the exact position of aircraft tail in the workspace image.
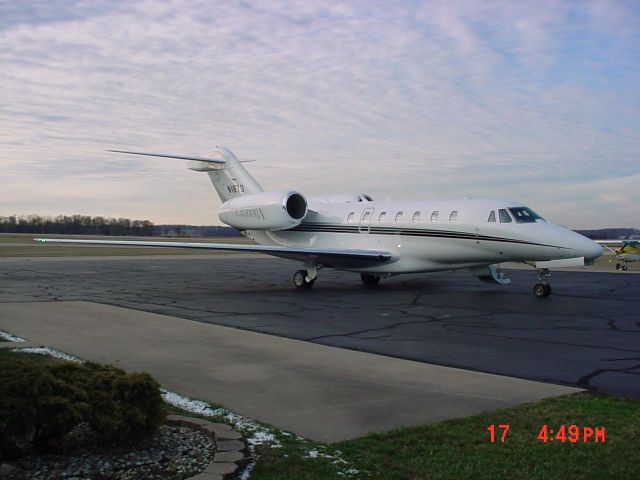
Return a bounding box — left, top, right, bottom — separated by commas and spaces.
108, 146, 263, 203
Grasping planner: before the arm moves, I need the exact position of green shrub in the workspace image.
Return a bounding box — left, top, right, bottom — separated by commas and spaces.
0, 357, 90, 453
83, 363, 165, 443
0, 356, 165, 456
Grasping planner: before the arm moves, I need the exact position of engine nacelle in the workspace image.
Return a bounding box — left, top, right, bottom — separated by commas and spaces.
218, 190, 308, 231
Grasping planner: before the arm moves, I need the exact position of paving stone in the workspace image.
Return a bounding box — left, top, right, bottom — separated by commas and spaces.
200, 425, 241, 440
180, 417, 213, 428
216, 440, 245, 452
204, 462, 237, 475
187, 473, 223, 480
200, 422, 231, 432
212, 451, 244, 463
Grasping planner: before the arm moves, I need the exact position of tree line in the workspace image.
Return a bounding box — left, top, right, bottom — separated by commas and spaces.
0, 215, 154, 236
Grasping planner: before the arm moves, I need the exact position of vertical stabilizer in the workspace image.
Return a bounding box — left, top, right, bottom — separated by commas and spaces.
107, 146, 263, 204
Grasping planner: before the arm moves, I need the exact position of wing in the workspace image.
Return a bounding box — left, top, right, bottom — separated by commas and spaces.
34, 238, 397, 268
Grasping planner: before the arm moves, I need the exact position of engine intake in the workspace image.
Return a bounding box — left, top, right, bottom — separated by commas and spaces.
219, 190, 308, 231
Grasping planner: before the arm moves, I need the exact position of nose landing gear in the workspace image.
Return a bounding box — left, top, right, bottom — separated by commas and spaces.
533, 268, 552, 298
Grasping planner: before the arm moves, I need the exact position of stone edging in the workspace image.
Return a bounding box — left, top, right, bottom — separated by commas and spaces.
166, 414, 247, 480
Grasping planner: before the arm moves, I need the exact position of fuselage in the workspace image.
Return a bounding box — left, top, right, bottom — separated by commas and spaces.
244, 197, 602, 274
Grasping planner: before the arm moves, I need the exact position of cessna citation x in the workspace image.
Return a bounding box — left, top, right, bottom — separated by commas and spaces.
37, 147, 603, 297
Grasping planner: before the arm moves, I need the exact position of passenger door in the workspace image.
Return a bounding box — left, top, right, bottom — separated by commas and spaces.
359, 208, 375, 234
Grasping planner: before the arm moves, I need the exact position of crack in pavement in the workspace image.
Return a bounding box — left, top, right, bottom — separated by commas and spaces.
577, 363, 640, 389
306, 317, 446, 341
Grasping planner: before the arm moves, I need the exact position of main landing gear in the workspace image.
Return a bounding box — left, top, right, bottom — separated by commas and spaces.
360, 273, 381, 286
615, 262, 628, 271
533, 268, 552, 298
293, 269, 316, 288
293, 261, 320, 289
292, 264, 383, 289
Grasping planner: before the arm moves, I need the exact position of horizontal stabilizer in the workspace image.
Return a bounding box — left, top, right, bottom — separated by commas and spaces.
107, 149, 226, 164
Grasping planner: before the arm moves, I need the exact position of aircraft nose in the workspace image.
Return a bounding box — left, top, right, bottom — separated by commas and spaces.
576, 235, 603, 261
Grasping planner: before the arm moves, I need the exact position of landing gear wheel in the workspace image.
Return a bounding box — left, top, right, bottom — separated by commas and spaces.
533, 283, 551, 298
293, 270, 315, 288
616, 263, 622, 270
622, 264, 628, 271
361, 274, 381, 286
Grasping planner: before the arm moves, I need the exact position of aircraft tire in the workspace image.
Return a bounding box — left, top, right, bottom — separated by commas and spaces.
622, 264, 628, 271
293, 270, 314, 288
361, 274, 381, 286
533, 283, 551, 298
616, 263, 622, 270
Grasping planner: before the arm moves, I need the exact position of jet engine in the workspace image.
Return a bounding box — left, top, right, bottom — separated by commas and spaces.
218, 190, 308, 231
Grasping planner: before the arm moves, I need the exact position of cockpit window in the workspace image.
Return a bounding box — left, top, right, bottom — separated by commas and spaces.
487, 211, 496, 222
508, 207, 545, 223
498, 209, 512, 223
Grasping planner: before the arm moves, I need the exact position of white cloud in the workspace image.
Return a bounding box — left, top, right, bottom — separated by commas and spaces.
0, 0, 638, 227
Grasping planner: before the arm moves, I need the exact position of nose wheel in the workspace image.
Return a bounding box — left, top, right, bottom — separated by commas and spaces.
533, 268, 551, 298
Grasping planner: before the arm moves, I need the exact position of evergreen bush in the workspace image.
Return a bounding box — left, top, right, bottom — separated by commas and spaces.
0, 355, 165, 456
83, 363, 165, 443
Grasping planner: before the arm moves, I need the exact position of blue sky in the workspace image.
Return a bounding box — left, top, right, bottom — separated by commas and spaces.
1, 0, 638, 228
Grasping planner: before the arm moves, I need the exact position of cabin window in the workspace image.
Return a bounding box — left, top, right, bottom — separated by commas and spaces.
430, 211, 439, 223
378, 212, 387, 223
362, 211, 371, 223
449, 211, 458, 223
395, 212, 403, 223
347, 212, 356, 223
488, 211, 496, 222
498, 209, 512, 223
412, 211, 421, 223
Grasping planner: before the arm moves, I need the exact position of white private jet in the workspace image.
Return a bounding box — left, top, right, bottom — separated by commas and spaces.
37, 147, 603, 297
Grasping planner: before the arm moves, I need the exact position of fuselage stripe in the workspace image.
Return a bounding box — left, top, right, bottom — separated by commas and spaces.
287, 223, 566, 249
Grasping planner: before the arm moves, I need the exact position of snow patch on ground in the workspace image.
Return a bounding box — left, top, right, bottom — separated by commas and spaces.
13, 347, 82, 363
161, 390, 217, 416
161, 389, 362, 478
303, 446, 361, 475
0, 330, 26, 342
161, 389, 282, 447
